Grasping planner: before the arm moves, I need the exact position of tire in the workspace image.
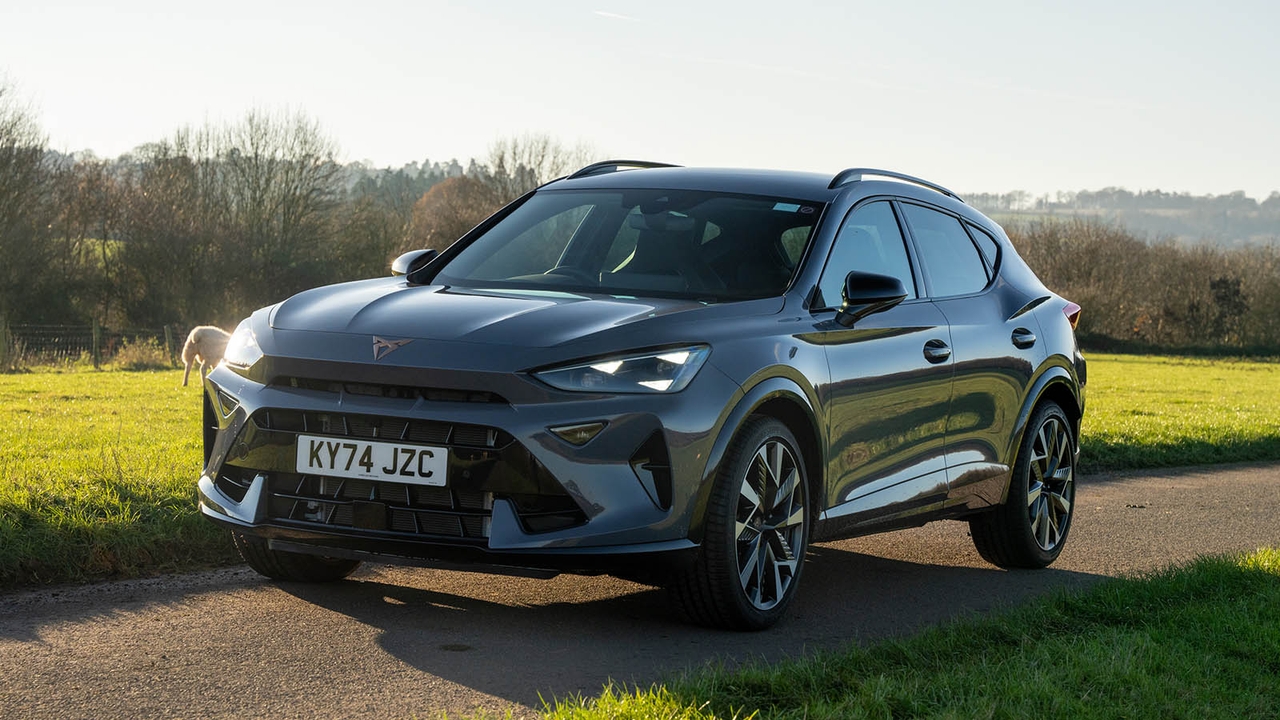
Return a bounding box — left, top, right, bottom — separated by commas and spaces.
231, 531, 361, 582
667, 416, 810, 630
970, 401, 1077, 568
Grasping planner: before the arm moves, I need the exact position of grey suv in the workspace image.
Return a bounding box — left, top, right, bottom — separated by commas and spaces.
198, 162, 1085, 629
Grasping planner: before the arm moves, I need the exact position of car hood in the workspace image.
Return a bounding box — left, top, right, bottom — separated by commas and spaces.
269, 279, 753, 348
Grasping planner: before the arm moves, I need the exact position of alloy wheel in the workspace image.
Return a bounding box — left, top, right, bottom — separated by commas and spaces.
734, 438, 806, 610
1027, 416, 1075, 551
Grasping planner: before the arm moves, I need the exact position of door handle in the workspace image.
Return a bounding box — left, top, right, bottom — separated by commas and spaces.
1011, 328, 1037, 349
923, 339, 951, 364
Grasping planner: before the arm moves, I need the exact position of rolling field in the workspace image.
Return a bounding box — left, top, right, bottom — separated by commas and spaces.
1, 353, 1279, 587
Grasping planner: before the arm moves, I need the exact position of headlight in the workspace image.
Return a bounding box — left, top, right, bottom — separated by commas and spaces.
534, 345, 711, 394
223, 319, 263, 369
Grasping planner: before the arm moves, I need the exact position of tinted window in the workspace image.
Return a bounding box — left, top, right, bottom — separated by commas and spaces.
901, 204, 988, 297
436, 189, 820, 301
817, 201, 915, 308
966, 222, 1000, 269
780, 226, 808, 265
465, 203, 592, 280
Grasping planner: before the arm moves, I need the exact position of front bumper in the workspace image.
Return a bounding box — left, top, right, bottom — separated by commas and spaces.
198, 353, 742, 575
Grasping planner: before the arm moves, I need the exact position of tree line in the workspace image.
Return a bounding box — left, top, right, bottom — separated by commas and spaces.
1007, 218, 1280, 353
2, 82, 1278, 354
969, 187, 1280, 248
0, 83, 590, 330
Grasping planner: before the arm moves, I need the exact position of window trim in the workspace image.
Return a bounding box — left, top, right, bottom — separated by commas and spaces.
964, 221, 1002, 277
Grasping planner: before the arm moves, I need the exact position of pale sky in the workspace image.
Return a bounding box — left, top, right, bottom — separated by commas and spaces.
1, 0, 1276, 198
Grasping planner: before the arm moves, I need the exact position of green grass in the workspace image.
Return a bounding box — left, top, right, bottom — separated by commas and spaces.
540, 548, 1280, 719
0, 369, 235, 586
1081, 353, 1280, 472
2, 354, 1280, 588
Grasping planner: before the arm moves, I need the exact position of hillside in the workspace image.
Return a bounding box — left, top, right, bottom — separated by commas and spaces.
967, 188, 1280, 247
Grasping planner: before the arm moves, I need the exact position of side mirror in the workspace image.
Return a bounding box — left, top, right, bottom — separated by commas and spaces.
391, 249, 438, 277
835, 271, 908, 327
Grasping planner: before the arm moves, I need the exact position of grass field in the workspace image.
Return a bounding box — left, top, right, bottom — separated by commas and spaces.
0, 369, 236, 586
539, 548, 1280, 719
1082, 353, 1280, 472
1, 353, 1278, 588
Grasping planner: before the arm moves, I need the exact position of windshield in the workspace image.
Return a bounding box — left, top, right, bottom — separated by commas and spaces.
433, 188, 822, 301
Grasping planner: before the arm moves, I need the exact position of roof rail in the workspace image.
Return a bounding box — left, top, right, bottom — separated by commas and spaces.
829, 168, 963, 203
566, 160, 680, 180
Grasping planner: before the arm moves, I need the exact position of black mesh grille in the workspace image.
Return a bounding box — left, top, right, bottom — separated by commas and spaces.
254, 409, 509, 449
215, 466, 256, 503
231, 408, 586, 539
507, 493, 587, 533
266, 473, 491, 540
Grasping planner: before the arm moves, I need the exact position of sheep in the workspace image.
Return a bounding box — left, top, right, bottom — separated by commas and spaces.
181, 325, 231, 387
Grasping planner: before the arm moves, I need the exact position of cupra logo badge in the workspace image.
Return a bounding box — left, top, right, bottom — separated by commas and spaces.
372, 336, 413, 361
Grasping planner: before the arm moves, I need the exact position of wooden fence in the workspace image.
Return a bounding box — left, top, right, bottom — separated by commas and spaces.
1, 320, 183, 369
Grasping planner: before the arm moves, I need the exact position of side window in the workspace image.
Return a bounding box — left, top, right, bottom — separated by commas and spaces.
817, 201, 916, 309
901, 204, 989, 297
966, 222, 1001, 270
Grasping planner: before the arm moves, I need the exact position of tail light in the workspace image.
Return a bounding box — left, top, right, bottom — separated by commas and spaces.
1063, 301, 1082, 331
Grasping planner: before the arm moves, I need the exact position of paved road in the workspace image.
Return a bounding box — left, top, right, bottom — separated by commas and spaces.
3, 463, 1279, 719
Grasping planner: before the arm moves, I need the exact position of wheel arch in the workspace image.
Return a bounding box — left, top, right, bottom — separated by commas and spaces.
687, 376, 823, 544
1004, 362, 1083, 494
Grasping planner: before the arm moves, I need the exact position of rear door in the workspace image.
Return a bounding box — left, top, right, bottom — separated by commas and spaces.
898, 203, 1045, 510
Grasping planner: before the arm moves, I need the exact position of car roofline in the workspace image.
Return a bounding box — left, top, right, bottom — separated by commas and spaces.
550, 161, 964, 205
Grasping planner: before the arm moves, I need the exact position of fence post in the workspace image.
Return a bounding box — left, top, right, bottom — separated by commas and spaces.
0, 313, 8, 371
164, 325, 175, 365
92, 319, 101, 369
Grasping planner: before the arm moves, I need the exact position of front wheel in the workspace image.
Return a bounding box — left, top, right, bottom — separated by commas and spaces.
667, 416, 810, 630
970, 400, 1077, 568
232, 532, 361, 582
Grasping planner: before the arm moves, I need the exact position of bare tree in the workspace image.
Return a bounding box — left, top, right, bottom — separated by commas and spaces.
40, 156, 130, 324
484, 133, 597, 202
404, 176, 502, 254
113, 111, 345, 325
396, 133, 598, 258
0, 82, 54, 321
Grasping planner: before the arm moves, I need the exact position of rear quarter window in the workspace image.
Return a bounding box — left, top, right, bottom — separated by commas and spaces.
901, 203, 989, 297
966, 222, 1001, 270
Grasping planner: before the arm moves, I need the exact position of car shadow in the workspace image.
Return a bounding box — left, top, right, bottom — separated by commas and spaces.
278, 541, 1103, 709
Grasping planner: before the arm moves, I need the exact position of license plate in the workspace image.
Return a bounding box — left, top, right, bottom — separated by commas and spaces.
295, 434, 447, 486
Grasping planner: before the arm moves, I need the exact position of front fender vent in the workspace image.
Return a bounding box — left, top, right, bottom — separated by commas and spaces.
630, 431, 673, 511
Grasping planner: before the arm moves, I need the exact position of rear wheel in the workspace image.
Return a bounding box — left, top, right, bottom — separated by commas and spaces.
668, 416, 809, 630
970, 401, 1076, 568
231, 532, 361, 582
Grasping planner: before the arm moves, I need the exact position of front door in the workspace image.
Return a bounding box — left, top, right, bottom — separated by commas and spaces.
810, 200, 954, 535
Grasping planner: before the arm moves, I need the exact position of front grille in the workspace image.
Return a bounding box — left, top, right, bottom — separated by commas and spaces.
254, 409, 509, 449
272, 376, 508, 405
225, 408, 588, 538
266, 473, 491, 539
